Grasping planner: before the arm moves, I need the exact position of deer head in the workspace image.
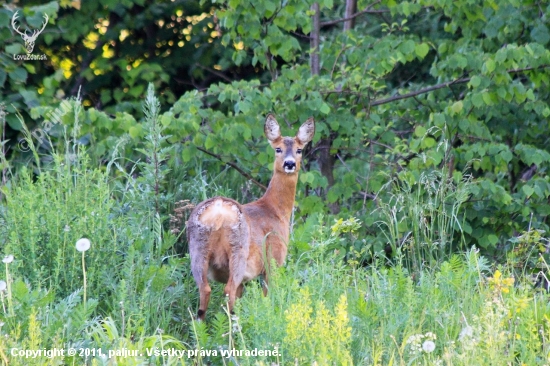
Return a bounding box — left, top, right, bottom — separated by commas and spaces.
11, 11, 49, 54
264, 114, 315, 175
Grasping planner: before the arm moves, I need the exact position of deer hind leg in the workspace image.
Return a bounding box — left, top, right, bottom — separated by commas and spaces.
224, 248, 246, 314
224, 217, 250, 314
188, 215, 213, 320
190, 248, 212, 320
197, 284, 211, 320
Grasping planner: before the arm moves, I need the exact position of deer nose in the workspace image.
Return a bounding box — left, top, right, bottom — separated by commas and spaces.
283, 159, 296, 172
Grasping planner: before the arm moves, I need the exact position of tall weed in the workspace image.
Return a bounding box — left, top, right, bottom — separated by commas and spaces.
0, 154, 121, 302
376, 165, 471, 271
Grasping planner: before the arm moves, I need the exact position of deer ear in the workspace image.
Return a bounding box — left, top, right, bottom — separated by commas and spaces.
264, 114, 281, 143
296, 117, 315, 144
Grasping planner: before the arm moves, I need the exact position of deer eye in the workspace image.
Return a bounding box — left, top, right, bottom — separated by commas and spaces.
296, 149, 303, 154
275, 148, 282, 153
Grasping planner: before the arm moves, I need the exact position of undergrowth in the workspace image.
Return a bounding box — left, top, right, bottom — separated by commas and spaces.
1, 86, 549, 365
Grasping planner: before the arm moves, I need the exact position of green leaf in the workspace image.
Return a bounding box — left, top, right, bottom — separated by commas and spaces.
399, 40, 415, 54
8, 67, 28, 83
500, 150, 513, 163
482, 92, 493, 105
300, 172, 314, 184
264, 1, 276, 13
205, 135, 216, 150
6, 114, 23, 130
469, 75, 481, 88
182, 147, 194, 162
458, 119, 469, 132
485, 59, 496, 73
414, 125, 426, 137
128, 125, 142, 138
414, 43, 430, 59
451, 101, 463, 114
320, 103, 330, 114
522, 185, 534, 197
487, 234, 499, 246
5, 43, 22, 54
531, 21, 550, 44
423, 137, 436, 148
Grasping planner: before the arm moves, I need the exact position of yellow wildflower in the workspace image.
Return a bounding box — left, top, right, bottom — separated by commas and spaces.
488, 270, 514, 294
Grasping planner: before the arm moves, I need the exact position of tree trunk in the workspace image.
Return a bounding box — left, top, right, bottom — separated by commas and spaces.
343, 0, 357, 31
310, 3, 320, 75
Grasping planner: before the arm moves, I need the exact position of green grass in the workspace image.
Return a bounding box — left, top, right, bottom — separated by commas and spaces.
2, 196, 550, 366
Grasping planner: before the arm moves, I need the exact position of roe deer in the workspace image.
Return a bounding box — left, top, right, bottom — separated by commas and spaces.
187, 114, 315, 320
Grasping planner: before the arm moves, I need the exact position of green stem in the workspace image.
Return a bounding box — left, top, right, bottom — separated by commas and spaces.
82, 252, 87, 305
5, 264, 13, 317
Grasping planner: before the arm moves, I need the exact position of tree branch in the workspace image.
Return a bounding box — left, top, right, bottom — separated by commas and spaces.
371, 65, 549, 106
194, 63, 233, 83
196, 146, 267, 191
370, 77, 471, 106
321, 1, 385, 27
322, 65, 549, 107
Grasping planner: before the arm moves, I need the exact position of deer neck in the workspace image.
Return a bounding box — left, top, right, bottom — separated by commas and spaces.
261, 170, 298, 221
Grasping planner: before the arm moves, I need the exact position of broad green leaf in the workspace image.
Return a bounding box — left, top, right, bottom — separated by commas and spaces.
485, 59, 496, 73
451, 101, 463, 114
522, 185, 534, 197
458, 119, 469, 132
128, 125, 142, 138
8, 67, 27, 83
320, 103, 330, 115
415, 43, 429, 59
5, 43, 22, 54
487, 234, 499, 246
423, 137, 436, 148
414, 125, 426, 137
500, 150, 513, 163
531, 21, 550, 44
469, 75, 481, 88
482, 92, 493, 105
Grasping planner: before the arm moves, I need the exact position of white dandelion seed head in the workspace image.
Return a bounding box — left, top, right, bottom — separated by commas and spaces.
2, 255, 14, 264
422, 340, 436, 353
0, 280, 6, 291
459, 325, 473, 341
75, 238, 91, 252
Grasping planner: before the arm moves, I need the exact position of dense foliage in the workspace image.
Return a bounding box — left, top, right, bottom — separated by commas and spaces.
1, 0, 550, 364
3, 0, 549, 263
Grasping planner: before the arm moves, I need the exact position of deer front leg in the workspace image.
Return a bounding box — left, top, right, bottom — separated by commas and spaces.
223, 280, 237, 314
236, 283, 244, 298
